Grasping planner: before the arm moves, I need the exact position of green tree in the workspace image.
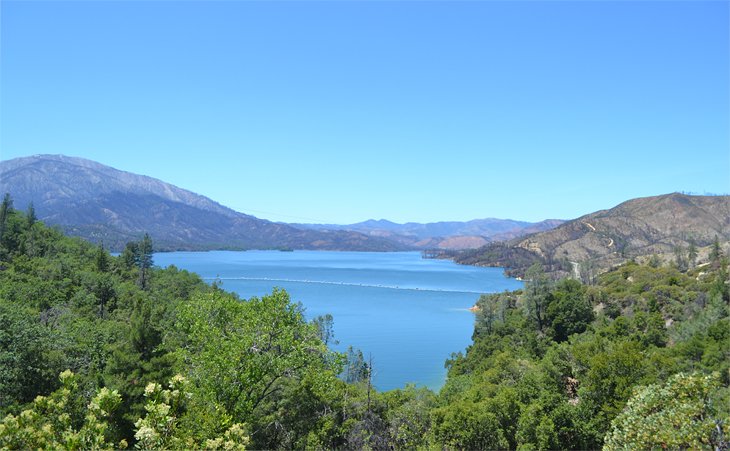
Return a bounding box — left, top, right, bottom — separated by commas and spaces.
175, 289, 341, 434
475, 293, 501, 336
121, 241, 139, 270
579, 340, 650, 436
92, 242, 114, 318
313, 313, 337, 345
0, 371, 124, 450
431, 400, 509, 450
524, 263, 552, 331
0, 193, 13, 241
95, 242, 110, 273
25, 202, 37, 229
710, 236, 723, 266
104, 295, 176, 440
0, 300, 63, 410
94, 273, 115, 318
137, 233, 154, 290
674, 245, 687, 272
133, 375, 249, 450
580, 258, 598, 285
546, 278, 594, 342
343, 346, 369, 384
516, 403, 560, 450
0, 371, 250, 451
382, 385, 437, 450
604, 372, 729, 450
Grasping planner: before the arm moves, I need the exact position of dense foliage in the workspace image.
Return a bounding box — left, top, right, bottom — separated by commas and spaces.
0, 201, 435, 449
438, 261, 730, 449
1, 197, 728, 449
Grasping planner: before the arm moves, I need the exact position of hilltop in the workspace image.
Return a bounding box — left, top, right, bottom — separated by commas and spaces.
456, 193, 730, 277
0, 155, 407, 251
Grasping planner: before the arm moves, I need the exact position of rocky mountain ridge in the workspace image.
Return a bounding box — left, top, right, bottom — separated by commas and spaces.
1, 155, 562, 252
0, 155, 407, 252
456, 193, 730, 278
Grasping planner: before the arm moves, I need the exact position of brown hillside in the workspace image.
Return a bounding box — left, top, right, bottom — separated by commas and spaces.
457, 193, 730, 277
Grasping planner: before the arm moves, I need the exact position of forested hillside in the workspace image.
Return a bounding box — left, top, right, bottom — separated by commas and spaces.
0, 155, 407, 252
436, 259, 730, 449
0, 195, 728, 450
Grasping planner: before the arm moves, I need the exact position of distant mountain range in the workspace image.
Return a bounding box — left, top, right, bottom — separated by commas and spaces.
1, 156, 725, 269
456, 193, 730, 278
0, 155, 560, 252
292, 218, 564, 250
0, 155, 407, 251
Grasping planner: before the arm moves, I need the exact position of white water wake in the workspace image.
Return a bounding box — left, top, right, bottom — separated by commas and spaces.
203, 276, 484, 295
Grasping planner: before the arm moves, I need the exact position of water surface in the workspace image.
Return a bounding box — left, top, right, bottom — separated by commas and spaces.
154, 250, 522, 391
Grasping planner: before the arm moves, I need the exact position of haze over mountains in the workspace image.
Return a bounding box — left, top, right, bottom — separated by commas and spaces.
292, 218, 564, 250
3, 155, 725, 270
0, 155, 559, 251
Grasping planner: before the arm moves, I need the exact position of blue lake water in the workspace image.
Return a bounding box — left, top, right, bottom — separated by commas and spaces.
153, 250, 522, 391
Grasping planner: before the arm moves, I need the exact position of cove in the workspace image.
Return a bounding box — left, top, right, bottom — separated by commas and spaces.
154, 250, 522, 391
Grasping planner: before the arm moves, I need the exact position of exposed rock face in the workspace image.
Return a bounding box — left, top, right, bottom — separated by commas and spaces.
456, 193, 730, 277
0, 155, 408, 252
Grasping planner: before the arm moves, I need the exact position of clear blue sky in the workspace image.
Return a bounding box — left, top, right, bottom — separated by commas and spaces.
1, 0, 728, 224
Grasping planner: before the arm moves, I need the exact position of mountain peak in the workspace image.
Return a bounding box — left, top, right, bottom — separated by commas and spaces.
358, 219, 401, 227
0, 154, 241, 219
0, 155, 408, 252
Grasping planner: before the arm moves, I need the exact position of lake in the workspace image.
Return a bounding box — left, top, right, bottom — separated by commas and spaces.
153, 250, 522, 391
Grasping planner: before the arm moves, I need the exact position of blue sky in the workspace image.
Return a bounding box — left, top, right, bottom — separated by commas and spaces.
1, 1, 728, 224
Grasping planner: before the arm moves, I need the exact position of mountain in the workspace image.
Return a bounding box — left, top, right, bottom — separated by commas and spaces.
292, 218, 564, 250
456, 193, 730, 277
0, 155, 408, 252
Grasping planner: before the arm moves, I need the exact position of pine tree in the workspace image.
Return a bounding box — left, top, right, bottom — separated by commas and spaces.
343, 347, 369, 384
95, 242, 110, 273
137, 233, 154, 290
26, 202, 37, 228
710, 236, 723, 265
674, 245, 687, 272
121, 241, 139, 270
524, 263, 552, 331
0, 193, 13, 241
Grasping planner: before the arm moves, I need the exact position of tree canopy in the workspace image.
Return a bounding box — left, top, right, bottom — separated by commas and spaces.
0, 197, 728, 449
